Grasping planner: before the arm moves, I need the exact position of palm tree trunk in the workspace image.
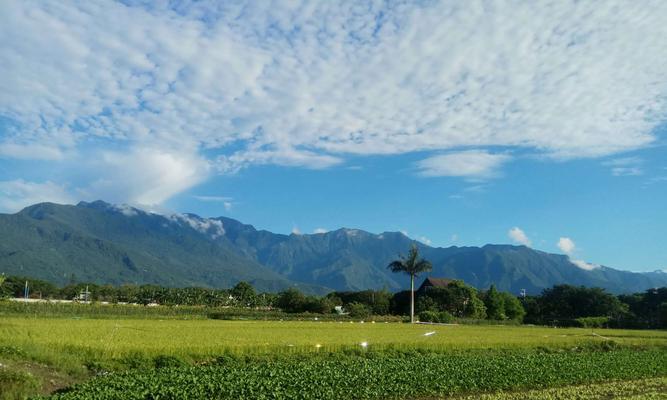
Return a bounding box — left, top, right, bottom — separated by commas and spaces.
410, 273, 415, 323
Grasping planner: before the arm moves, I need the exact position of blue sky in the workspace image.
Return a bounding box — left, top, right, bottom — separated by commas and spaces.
0, 1, 666, 272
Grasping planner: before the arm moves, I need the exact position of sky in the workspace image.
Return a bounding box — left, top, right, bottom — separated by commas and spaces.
0, 1, 666, 272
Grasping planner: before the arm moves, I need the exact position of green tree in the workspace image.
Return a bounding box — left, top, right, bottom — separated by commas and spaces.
387, 244, 432, 323
276, 288, 307, 313
484, 285, 505, 320
417, 281, 486, 319
347, 302, 371, 319
231, 281, 256, 306
499, 292, 526, 321
0, 274, 6, 298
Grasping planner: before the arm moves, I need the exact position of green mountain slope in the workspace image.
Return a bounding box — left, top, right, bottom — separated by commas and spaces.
0, 201, 665, 294
0, 201, 328, 294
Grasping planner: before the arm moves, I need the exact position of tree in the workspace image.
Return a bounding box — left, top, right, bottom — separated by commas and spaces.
0, 274, 6, 298
387, 244, 432, 323
499, 292, 526, 321
347, 302, 371, 319
483, 285, 505, 320
231, 281, 256, 306
276, 288, 307, 313
415, 281, 487, 319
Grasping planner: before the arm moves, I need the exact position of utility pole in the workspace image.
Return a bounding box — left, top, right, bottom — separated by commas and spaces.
24, 281, 29, 300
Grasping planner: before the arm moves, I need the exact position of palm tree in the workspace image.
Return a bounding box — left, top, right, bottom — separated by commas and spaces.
387, 244, 432, 323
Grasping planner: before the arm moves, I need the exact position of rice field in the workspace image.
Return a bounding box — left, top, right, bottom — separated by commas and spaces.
1, 318, 666, 360
1, 317, 666, 399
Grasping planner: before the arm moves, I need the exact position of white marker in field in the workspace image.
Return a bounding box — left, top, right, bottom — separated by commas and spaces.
423, 331, 436, 336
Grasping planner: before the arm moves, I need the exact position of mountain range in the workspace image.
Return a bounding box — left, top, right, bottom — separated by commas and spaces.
1, 200, 665, 295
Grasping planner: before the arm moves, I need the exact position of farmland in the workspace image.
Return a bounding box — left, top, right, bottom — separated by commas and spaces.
0, 309, 666, 399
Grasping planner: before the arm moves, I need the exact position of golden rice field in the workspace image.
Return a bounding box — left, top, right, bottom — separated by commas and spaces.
1, 318, 666, 360
1, 317, 666, 399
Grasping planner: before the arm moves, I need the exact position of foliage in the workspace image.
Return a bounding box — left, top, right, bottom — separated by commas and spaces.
418, 281, 487, 319
230, 281, 256, 306
42, 348, 667, 400
525, 285, 630, 326
499, 292, 525, 321
389, 290, 411, 315
2, 314, 666, 398
574, 316, 609, 328
346, 302, 371, 319
418, 310, 454, 323
275, 288, 307, 313
387, 244, 432, 322
387, 244, 433, 278
483, 285, 505, 320
618, 287, 667, 329
2, 272, 665, 328
0, 368, 39, 400
328, 290, 391, 315
454, 377, 667, 400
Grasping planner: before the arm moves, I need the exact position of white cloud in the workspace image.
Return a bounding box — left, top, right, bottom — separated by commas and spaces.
571, 259, 600, 271
193, 195, 233, 211
291, 226, 302, 235
557, 237, 577, 255
84, 147, 210, 206
0, 142, 65, 161
416, 151, 510, 179
418, 236, 432, 246
193, 195, 233, 202
556, 236, 600, 270
508, 227, 531, 246
170, 214, 225, 239
313, 228, 328, 234
602, 157, 643, 176
0, 179, 75, 212
644, 176, 667, 186
1, 1, 667, 203
111, 204, 140, 217
611, 167, 643, 177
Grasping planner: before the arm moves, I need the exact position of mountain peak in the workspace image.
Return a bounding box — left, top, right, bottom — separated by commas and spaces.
3, 200, 666, 294
77, 200, 111, 208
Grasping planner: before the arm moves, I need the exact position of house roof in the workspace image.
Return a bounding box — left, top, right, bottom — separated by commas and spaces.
420, 277, 453, 289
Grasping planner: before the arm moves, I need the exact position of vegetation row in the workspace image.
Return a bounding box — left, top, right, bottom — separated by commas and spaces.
3, 273, 665, 328
42, 348, 667, 399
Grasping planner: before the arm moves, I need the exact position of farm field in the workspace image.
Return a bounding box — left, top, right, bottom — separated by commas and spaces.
2, 318, 667, 360
0, 316, 666, 399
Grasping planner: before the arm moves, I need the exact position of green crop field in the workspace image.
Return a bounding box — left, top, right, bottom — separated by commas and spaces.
0, 315, 666, 399
2, 318, 666, 358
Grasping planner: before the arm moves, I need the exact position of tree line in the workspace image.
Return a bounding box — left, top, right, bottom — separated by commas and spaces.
2, 274, 664, 328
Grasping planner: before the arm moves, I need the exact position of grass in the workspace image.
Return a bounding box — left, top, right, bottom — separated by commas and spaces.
0, 311, 665, 399
450, 376, 667, 400
2, 318, 666, 361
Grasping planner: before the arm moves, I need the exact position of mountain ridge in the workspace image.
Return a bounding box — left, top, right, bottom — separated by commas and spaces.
0, 200, 665, 295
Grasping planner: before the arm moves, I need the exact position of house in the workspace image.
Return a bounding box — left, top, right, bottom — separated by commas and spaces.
417, 277, 453, 294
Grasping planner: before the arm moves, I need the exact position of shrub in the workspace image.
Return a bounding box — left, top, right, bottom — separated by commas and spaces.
575, 316, 610, 328
418, 310, 454, 323
346, 302, 371, 319
418, 310, 439, 322
437, 311, 455, 323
